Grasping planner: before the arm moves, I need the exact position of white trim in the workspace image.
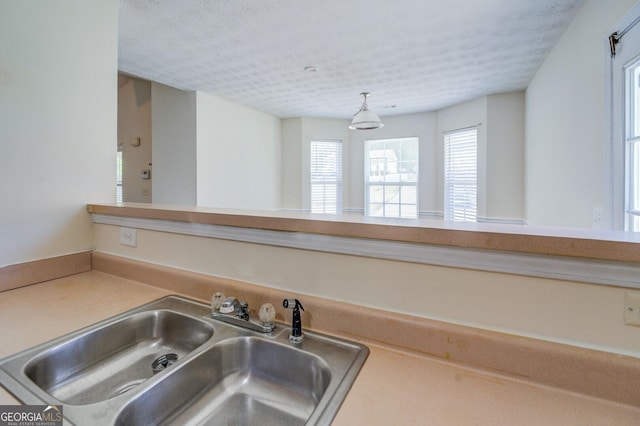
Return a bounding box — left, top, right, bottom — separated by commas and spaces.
342, 208, 365, 214
604, 36, 614, 229
91, 214, 640, 289
279, 208, 310, 213
477, 216, 527, 225
612, 2, 640, 37
418, 210, 443, 218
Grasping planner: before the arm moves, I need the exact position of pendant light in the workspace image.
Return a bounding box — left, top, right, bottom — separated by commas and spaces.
349, 92, 384, 130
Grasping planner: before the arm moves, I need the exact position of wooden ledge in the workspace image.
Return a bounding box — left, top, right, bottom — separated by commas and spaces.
87, 203, 640, 263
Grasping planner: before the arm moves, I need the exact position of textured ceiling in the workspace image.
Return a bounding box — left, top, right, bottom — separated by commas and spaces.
118, 0, 584, 119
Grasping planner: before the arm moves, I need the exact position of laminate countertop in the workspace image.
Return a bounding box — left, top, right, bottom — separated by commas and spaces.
0, 272, 638, 425
88, 203, 640, 263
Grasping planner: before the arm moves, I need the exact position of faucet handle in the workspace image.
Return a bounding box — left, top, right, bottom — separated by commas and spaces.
259, 303, 276, 327
211, 292, 225, 312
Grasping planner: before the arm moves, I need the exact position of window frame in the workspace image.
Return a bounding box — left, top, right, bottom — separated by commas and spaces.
625, 58, 640, 231
606, 3, 640, 231
364, 137, 419, 219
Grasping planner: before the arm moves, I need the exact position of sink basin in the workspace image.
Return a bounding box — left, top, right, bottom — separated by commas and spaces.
23, 309, 214, 405
115, 337, 332, 425
0, 296, 368, 426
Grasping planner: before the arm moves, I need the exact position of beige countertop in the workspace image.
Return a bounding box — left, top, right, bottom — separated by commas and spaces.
1, 272, 639, 425
88, 203, 640, 263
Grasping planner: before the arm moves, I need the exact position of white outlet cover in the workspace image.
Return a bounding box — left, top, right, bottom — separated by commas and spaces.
120, 227, 137, 247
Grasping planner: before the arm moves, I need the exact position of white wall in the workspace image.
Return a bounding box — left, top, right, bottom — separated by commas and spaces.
151, 83, 197, 205
486, 92, 525, 222
525, 0, 637, 228
118, 77, 152, 203
281, 118, 304, 210
0, 0, 117, 267
196, 92, 281, 210
94, 223, 640, 357
150, 88, 281, 209
435, 93, 525, 222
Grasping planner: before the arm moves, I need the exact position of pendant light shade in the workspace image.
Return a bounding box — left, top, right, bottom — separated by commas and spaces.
349, 92, 384, 130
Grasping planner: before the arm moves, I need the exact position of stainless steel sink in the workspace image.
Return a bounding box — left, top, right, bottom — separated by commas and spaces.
115, 336, 333, 425
24, 309, 214, 405
0, 296, 368, 425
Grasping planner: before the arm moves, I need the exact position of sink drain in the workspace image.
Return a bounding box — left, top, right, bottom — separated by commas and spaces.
151, 353, 178, 374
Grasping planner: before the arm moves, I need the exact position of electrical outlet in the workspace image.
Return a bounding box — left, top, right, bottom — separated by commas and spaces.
623, 292, 640, 326
120, 227, 137, 247
592, 207, 603, 229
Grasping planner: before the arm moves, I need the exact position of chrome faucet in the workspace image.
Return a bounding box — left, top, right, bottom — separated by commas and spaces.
219, 297, 249, 320
283, 298, 304, 343
211, 295, 275, 333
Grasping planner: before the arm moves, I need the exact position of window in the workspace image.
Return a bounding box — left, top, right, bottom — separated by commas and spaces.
116, 151, 123, 202
609, 5, 640, 231
310, 140, 342, 214
444, 128, 477, 222
627, 59, 640, 231
365, 137, 418, 218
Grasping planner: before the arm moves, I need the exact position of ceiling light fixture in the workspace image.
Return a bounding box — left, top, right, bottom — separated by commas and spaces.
349, 92, 384, 130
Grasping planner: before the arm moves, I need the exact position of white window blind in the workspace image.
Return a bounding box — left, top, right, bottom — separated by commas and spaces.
310, 140, 342, 214
116, 151, 123, 203
444, 128, 477, 222
365, 137, 418, 219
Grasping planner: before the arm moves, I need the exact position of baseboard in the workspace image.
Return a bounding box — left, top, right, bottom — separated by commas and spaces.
0, 251, 92, 293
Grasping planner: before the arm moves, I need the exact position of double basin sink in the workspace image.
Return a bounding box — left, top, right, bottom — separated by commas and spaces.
0, 296, 369, 425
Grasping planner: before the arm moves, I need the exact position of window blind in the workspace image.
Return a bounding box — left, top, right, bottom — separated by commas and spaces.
310, 140, 342, 214
116, 151, 123, 203
444, 128, 477, 222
